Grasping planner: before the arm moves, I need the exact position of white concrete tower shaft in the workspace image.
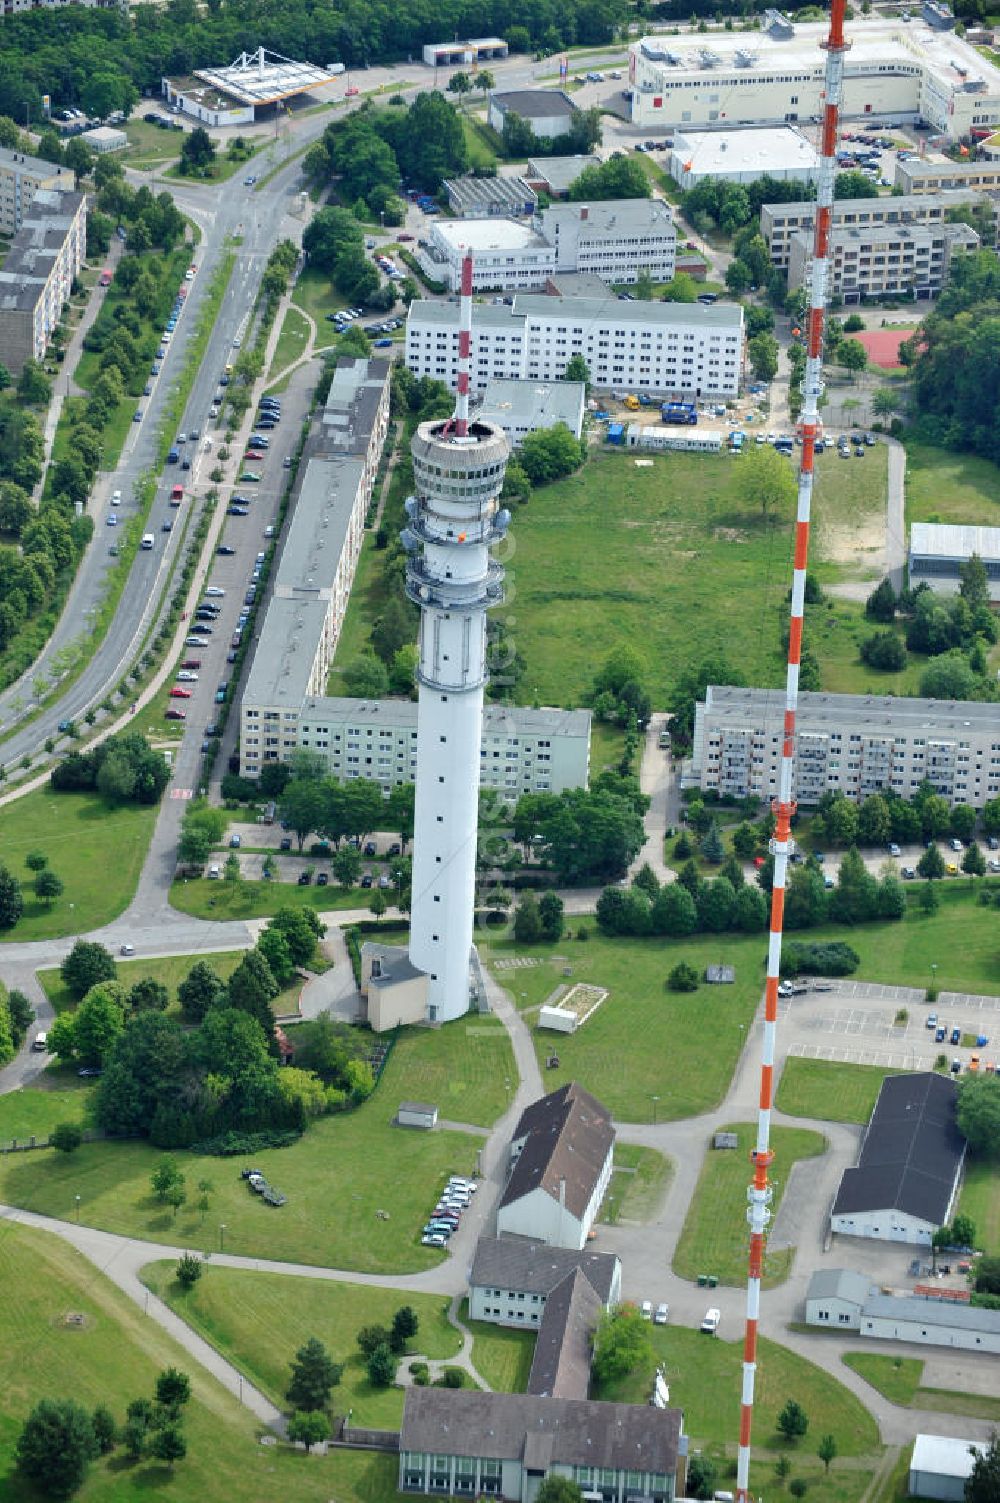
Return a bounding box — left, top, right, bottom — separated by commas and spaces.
402, 404, 511, 1023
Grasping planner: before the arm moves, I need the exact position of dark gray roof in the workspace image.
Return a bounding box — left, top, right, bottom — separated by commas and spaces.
862, 1294, 1000, 1334
470, 1235, 620, 1304
399, 1102, 438, 1116
400, 1388, 682, 1474
502, 1082, 614, 1220
832, 1073, 965, 1226
527, 1267, 601, 1400
491, 89, 577, 120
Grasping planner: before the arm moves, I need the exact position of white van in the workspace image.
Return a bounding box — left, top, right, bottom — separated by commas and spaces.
32, 1032, 48, 1052
141, 533, 154, 550
700, 1307, 721, 1335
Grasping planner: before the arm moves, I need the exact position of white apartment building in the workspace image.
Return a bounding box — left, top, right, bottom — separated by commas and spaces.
692, 685, 1000, 809
629, 20, 1000, 138
294, 697, 591, 800
786, 219, 978, 300
761, 189, 997, 271
0, 147, 72, 236
0, 188, 86, 372
421, 198, 675, 292
406, 294, 744, 399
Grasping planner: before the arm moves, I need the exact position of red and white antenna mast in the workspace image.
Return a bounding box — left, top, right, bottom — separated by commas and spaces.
455, 251, 473, 437
734, 4, 849, 1500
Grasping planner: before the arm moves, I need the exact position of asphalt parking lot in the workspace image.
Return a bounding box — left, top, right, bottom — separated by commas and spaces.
777, 980, 1000, 1071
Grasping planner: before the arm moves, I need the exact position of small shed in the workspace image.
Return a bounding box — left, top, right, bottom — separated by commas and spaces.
81, 125, 128, 154
713, 1132, 739, 1150
705, 965, 735, 984
397, 1101, 439, 1130
606, 422, 625, 446
909, 1434, 986, 1502
538, 1004, 577, 1034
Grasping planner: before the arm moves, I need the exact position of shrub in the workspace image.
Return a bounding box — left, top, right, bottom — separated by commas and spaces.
667, 962, 700, 992
187, 1129, 301, 1156
440, 1367, 464, 1389
780, 941, 860, 977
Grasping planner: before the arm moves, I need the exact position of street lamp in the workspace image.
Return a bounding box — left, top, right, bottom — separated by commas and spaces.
650, 1094, 660, 1125
75, 1194, 81, 1222
931, 962, 938, 994
219, 1223, 226, 1252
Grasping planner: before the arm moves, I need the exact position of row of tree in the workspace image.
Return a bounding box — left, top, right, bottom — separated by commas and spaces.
0, 979, 34, 1063
51, 731, 171, 805
909, 248, 1000, 463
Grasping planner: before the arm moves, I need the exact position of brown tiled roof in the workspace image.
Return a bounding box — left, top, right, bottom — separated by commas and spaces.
527, 1267, 602, 1400
502, 1082, 614, 1219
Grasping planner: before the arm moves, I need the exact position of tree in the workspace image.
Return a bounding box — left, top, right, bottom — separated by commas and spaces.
866, 580, 897, 625
871, 387, 899, 419
591, 1305, 653, 1385
919, 881, 940, 916
151, 1158, 185, 1205
155, 1368, 191, 1415
91, 1405, 116, 1457
0, 864, 24, 929
271, 906, 323, 967
965, 1434, 1000, 1503
344, 652, 390, 698
50, 1121, 84, 1154
279, 778, 326, 850
777, 1399, 809, 1442
747, 332, 779, 383
34, 868, 64, 907
564, 354, 590, 387
149, 1425, 186, 1467
175, 1253, 202, 1290
686, 1456, 718, 1501
177, 960, 225, 1023
288, 1410, 331, 1451
957, 1076, 1000, 1157
287, 1336, 343, 1411
180, 126, 216, 176
367, 1342, 397, 1387
951, 1213, 976, 1247
859, 630, 906, 671
917, 843, 946, 880
390, 1305, 419, 1353
257, 926, 295, 985
227, 949, 279, 1033
333, 843, 362, 888
8, 987, 34, 1046
69, 983, 126, 1067
963, 842, 987, 878
17, 360, 52, 406
838, 339, 868, 378
736, 443, 796, 521
667, 962, 699, 992
538, 891, 565, 943
535, 1480, 584, 1503
700, 821, 724, 864
60, 940, 115, 999
818, 1435, 837, 1474
519, 424, 584, 486
16, 1399, 99, 1498
128, 978, 169, 1015
513, 892, 542, 943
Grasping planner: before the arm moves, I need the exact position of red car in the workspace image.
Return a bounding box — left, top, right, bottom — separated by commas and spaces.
164, 708, 186, 720
244, 449, 265, 461
181, 658, 201, 669
169, 687, 192, 698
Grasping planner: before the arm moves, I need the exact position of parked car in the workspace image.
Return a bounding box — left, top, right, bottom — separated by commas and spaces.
298, 870, 312, 885
951, 1027, 962, 1045
164, 708, 186, 720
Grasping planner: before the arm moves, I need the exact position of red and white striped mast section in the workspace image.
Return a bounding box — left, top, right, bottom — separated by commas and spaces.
734, 3, 849, 1500
455, 251, 473, 437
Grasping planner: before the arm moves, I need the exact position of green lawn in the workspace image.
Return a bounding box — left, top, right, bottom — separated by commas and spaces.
0, 1079, 94, 1145
672, 1122, 827, 1288
0, 1221, 405, 1503
460, 114, 498, 170
142, 1261, 461, 1423
328, 538, 390, 692
461, 1301, 535, 1393
168, 875, 372, 920
268, 305, 312, 381
590, 720, 627, 777
0, 789, 157, 940
776, 1059, 904, 1125
37, 951, 246, 1016
904, 439, 1000, 528
958, 1157, 1000, 1255
477, 444, 887, 708
0, 1023, 490, 1272
371, 1012, 515, 1127
123, 118, 181, 167
602, 1145, 673, 1224
843, 1351, 1000, 1425
483, 930, 763, 1121
292, 265, 338, 330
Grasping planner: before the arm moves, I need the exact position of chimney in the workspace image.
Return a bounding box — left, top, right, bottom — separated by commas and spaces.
580, 205, 589, 221
559, 1176, 566, 1209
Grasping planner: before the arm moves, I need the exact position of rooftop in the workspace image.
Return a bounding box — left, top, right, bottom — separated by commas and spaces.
192, 47, 339, 106
862, 1293, 1000, 1334
362, 943, 427, 990
490, 88, 578, 120
900, 156, 1000, 177
526, 155, 601, 191
544, 272, 614, 297
539, 197, 675, 236
0, 145, 67, 181
319, 356, 391, 457
911, 1435, 988, 1479
832, 1072, 966, 1227
444, 175, 538, 214
790, 221, 973, 248
805, 1268, 874, 1306
672, 125, 819, 177
477, 377, 585, 432
910, 521, 1000, 559
407, 294, 742, 332
503, 1082, 614, 1220
81, 126, 127, 144
300, 696, 593, 739
470, 1236, 620, 1304
527, 1267, 602, 1400
400, 1388, 683, 1474
763, 187, 998, 220
702, 684, 1000, 735
432, 217, 551, 255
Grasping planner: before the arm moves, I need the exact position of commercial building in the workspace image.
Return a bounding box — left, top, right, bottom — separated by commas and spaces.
477, 377, 586, 444
804, 1269, 876, 1329
629, 19, 1000, 138
163, 47, 340, 127
468, 1236, 622, 1327
0, 147, 70, 237
909, 521, 1000, 601
420, 198, 676, 292
406, 294, 744, 399
910, 1436, 989, 1502
786, 219, 979, 300
80, 125, 127, 153
831, 1074, 965, 1246
626, 423, 722, 452
422, 37, 507, 67
239, 357, 392, 777
806, 1272, 1000, 1356
895, 156, 1000, 193
668, 126, 819, 190
0, 187, 86, 373
691, 684, 1000, 809
498, 1083, 615, 1250
444, 175, 538, 218
526, 155, 601, 197
399, 1388, 685, 1503
488, 89, 578, 141
0, 0, 120, 15
761, 188, 997, 271
294, 698, 592, 798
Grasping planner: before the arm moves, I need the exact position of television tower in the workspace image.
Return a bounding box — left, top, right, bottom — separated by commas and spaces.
402, 254, 512, 1023
734, 3, 848, 1499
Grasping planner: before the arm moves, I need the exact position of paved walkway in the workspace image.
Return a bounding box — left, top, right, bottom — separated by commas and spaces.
629, 713, 675, 886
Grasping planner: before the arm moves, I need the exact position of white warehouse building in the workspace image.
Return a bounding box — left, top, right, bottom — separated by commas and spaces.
628, 20, 1000, 138
909, 521, 1000, 601
406, 294, 744, 399
668, 126, 819, 190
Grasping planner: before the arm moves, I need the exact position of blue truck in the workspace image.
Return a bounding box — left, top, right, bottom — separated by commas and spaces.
661, 401, 698, 425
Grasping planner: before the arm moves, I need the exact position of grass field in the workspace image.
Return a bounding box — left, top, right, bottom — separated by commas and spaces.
958, 1157, 1000, 1255
36, 951, 246, 1016
460, 1301, 535, 1393
602, 1145, 673, 1224
469, 444, 887, 708
776, 1059, 904, 1124
0, 1020, 501, 1271
142, 1261, 461, 1424
327, 539, 388, 692
483, 930, 762, 1121
0, 1079, 94, 1145
843, 1351, 1000, 1424
460, 114, 498, 170
268, 305, 312, 380
292, 265, 337, 332
0, 789, 157, 940
123, 118, 180, 168
168, 875, 371, 920
904, 439, 1000, 529
672, 1122, 827, 1287
0, 1221, 403, 1503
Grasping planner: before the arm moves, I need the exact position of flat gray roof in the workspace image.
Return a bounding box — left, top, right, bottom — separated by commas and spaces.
527, 155, 600, 191
408, 299, 517, 331
703, 684, 1000, 736
273, 454, 365, 594
539, 197, 674, 236
910, 521, 1000, 560
242, 595, 331, 709
863, 1294, 1000, 1333
408, 294, 742, 332
320, 356, 390, 457
899, 158, 1000, 179
764, 188, 996, 220
300, 695, 592, 737
911, 1435, 987, 1480
491, 88, 577, 120
445, 175, 537, 213
478, 377, 585, 431
193, 48, 338, 105
0, 145, 66, 180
